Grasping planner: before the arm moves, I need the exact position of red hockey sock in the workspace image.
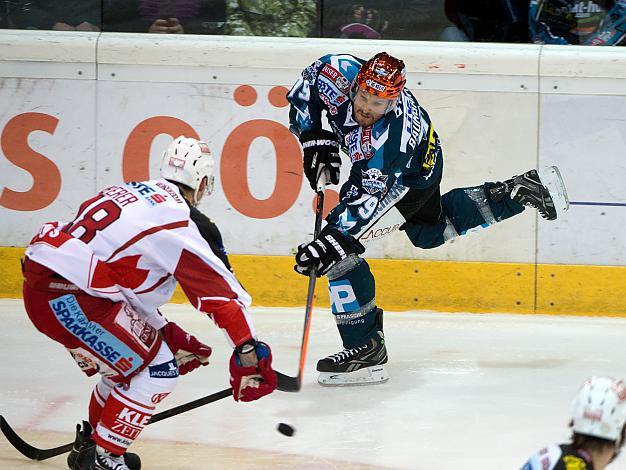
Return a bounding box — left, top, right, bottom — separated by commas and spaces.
92, 386, 155, 455
88, 380, 114, 429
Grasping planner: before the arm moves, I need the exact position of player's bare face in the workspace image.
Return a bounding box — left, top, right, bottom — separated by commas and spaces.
353, 88, 393, 127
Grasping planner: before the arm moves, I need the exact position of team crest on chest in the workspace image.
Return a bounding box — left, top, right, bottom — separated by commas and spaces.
361, 168, 388, 195
348, 127, 374, 162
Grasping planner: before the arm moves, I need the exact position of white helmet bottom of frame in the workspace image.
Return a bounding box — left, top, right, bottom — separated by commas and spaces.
572, 376, 626, 442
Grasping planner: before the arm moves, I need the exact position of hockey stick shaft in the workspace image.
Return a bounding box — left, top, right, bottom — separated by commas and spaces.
293, 172, 328, 390
150, 370, 295, 423
0, 372, 295, 461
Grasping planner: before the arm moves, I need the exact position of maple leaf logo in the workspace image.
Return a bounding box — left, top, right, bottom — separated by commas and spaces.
91, 255, 149, 290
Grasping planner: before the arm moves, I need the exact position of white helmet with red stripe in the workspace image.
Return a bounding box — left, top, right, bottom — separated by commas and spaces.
160, 136, 215, 204
572, 376, 626, 442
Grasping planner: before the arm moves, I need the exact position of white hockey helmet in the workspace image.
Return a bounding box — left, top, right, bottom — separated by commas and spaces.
572, 376, 626, 442
160, 136, 215, 204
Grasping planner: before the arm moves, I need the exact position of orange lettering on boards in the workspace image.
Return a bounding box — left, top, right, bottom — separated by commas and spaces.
123, 116, 199, 182
221, 119, 302, 219
0, 112, 62, 211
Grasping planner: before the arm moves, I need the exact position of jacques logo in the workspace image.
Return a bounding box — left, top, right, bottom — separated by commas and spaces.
149, 359, 179, 378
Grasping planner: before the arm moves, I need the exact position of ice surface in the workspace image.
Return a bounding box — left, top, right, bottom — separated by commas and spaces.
1, 299, 625, 469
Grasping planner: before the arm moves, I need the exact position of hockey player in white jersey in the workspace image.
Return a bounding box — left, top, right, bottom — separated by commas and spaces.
522, 376, 626, 470
21, 136, 278, 470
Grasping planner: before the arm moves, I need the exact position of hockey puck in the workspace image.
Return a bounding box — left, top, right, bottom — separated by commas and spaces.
277, 422, 295, 437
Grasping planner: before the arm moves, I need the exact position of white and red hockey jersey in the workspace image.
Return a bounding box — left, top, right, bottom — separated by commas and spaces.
25, 179, 255, 347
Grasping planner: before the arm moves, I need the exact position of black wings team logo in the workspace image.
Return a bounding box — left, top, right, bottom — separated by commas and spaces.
361, 168, 388, 195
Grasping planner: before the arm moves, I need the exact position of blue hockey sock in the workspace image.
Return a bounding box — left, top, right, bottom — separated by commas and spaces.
327, 256, 378, 349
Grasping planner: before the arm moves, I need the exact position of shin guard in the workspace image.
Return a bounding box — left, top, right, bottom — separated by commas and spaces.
89, 378, 115, 428
93, 343, 177, 455
326, 255, 378, 349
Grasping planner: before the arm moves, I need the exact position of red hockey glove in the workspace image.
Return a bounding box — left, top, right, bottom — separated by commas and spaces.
162, 322, 212, 375
229, 341, 277, 402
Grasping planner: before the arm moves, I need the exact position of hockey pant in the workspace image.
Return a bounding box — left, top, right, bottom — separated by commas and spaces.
326, 255, 378, 349
22, 259, 178, 454
396, 182, 524, 249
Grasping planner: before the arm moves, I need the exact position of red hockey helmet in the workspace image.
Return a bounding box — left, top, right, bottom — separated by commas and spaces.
354, 52, 406, 99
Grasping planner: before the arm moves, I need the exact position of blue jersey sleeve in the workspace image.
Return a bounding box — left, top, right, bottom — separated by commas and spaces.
287, 58, 326, 136
287, 54, 363, 137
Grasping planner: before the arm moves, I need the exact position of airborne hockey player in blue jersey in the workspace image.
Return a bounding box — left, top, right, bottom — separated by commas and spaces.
287, 52, 570, 386
522, 376, 626, 470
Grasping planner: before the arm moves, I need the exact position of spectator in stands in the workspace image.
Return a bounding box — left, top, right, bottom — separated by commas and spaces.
442, 0, 530, 42
338, 3, 388, 39
322, 1, 455, 41
225, 0, 316, 37
321, 1, 386, 39
103, 0, 226, 35
529, 0, 626, 45
10, 0, 101, 31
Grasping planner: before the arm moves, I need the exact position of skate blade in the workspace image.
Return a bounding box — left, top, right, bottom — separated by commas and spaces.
317, 365, 389, 387
539, 166, 569, 214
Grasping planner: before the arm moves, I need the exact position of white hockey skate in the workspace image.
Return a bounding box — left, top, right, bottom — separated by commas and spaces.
318, 364, 390, 386
509, 166, 569, 220
537, 166, 570, 215
317, 331, 389, 387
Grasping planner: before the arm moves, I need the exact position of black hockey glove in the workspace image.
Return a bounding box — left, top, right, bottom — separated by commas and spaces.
299, 128, 341, 190
294, 226, 365, 277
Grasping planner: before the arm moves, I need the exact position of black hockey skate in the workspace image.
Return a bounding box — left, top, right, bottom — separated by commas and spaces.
317, 309, 389, 386
68, 421, 141, 470
490, 166, 569, 221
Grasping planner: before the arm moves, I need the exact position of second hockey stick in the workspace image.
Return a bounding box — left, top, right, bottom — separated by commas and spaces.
0, 371, 295, 461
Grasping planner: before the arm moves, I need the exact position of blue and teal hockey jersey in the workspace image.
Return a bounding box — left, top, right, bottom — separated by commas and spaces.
287, 53, 443, 237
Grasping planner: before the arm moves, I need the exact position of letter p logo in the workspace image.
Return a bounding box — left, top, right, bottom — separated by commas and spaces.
329, 281, 359, 314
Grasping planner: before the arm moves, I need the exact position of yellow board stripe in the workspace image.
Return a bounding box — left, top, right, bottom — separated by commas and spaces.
2, 247, 625, 317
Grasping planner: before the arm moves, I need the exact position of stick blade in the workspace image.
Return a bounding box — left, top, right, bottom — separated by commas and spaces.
276, 372, 301, 392
1, 414, 73, 461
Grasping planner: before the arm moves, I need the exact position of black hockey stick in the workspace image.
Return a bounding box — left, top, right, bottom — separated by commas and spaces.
0, 371, 295, 461
283, 171, 328, 392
